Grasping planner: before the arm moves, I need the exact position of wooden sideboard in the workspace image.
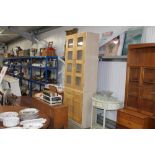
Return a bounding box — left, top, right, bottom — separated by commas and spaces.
15, 96, 68, 129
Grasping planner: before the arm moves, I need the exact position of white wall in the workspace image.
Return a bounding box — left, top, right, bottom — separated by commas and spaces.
7, 26, 129, 121
97, 61, 127, 121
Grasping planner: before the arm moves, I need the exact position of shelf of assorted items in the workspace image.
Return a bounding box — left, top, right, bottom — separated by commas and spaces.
3, 56, 59, 96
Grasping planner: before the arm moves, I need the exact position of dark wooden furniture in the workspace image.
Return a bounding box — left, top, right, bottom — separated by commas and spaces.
0, 105, 50, 129
15, 96, 68, 129
117, 43, 155, 129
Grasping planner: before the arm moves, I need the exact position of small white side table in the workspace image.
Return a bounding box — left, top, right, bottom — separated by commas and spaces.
91, 97, 123, 129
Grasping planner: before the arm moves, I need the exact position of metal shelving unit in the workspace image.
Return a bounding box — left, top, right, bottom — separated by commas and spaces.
3, 56, 59, 96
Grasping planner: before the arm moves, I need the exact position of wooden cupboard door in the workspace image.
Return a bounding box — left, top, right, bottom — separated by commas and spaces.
64, 89, 74, 119
140, 85, 155, 116
126, 84, 140, 111
73, 91, 83, 124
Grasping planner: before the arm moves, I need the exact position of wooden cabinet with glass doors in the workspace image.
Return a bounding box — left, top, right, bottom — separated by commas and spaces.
64, 32, 99, 128
117, 43, 155, 129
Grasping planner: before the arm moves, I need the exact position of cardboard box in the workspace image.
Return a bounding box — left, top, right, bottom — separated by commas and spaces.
18, 50, 25, 57
41, 48, 56, 56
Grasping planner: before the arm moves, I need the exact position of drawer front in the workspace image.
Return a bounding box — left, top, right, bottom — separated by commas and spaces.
117, 111, 144, 129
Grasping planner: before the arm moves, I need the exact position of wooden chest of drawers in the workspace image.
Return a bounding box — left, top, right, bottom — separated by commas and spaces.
117, 109, 149, 129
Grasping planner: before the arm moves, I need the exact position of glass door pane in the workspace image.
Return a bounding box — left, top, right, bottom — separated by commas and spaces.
77, 50, 83, 60
66, 75, 72, 85
67, 51, 73, 60
68, 39, 73, 48
77, 37, 83, 47
76, 77, 81, 86
129, 67, 140, 83
67, 63, 72, 72
143, 68, 155, 84
76, 64, 82, 74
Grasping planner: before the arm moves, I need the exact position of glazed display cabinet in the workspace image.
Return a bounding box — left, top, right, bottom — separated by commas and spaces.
117, 43, 155, 129
64, 32, 99, 128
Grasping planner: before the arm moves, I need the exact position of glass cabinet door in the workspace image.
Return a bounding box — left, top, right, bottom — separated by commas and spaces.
65, 35, 76, 87
72, 33, 86, 90
65, 33, 86, 89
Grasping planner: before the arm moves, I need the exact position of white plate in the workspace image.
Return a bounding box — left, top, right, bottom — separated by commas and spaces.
23, 122, 43, 129
19, 108, 39, 115
7, 127, 23, 129
0, 112, 18, 121
20, 118, 46, 125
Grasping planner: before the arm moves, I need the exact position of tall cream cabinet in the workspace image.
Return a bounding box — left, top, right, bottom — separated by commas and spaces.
64, 32, 99, 128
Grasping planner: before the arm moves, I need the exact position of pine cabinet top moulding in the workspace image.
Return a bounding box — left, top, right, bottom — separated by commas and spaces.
128, 43, 155, 49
